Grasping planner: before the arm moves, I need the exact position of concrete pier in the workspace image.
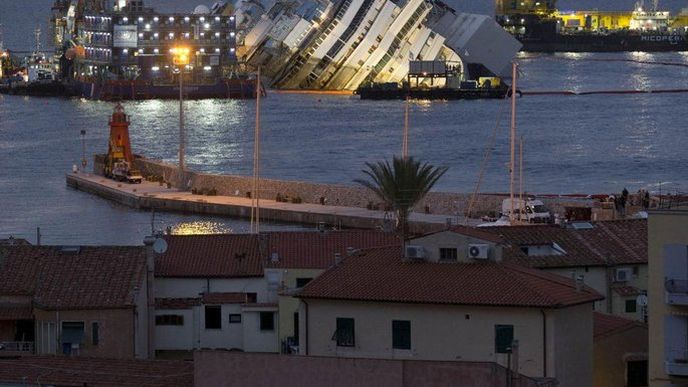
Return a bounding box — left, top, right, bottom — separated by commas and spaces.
66, 172, 480, 231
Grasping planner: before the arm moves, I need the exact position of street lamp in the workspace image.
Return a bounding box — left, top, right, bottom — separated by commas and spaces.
171, 46, 190, 184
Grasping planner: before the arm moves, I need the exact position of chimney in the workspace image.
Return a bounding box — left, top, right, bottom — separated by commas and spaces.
271, 252, 280, 263
143, 236, 156, 360
334, 252, 343, 265
346, 247, 356, 256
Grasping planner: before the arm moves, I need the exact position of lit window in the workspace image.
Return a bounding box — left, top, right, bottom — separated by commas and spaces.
392, 320, 411, 350
334, 318, 355, 347
205, 306, 221, 329
145, 23, 151, 29
200, 16, 205, 22
153, 16, 159, 22
169, 16, 175, 22
204, 23, 210, 29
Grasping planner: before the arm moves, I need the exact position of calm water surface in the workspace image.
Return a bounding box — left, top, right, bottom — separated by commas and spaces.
1, 2, 688, 244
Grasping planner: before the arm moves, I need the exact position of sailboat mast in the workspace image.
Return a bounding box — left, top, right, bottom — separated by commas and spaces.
250, 67, 262, 234
509, 62, 517, 225
402, 97, 409, 159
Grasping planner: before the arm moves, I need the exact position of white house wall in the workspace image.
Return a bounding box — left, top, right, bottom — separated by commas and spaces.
155, 277, 269, 302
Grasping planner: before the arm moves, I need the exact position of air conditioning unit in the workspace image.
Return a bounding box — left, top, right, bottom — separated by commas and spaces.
468, 244, 490, 260
405, 245, 426, 260
615, 268, 632, 282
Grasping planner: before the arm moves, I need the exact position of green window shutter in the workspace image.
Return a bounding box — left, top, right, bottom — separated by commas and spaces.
336, 318, 355, 347
495, 324, 514, 354
392, 320, 411, 350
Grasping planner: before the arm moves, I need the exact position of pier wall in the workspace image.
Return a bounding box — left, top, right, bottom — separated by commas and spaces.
131, 158, 506, 217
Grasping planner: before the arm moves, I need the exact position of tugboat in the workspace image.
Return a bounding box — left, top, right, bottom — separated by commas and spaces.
0, 29, 65, 96
355, 61, 514, 100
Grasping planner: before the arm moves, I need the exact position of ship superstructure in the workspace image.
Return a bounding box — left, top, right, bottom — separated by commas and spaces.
496, 0, 688, 52
235, 0, 521, 90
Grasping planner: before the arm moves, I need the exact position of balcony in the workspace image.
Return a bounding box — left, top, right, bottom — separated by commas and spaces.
665, 279, 688, 305
666, 348, 688, 376
0, 341, 35, 353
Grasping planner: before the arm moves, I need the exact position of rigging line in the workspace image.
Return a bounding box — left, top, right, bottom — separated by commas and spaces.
463, 87, 510, 224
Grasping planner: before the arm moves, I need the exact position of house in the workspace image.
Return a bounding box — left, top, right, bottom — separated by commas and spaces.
153, 233, 273, 357
648, 208, 688, 387
0, 245, 150, 359
481, 220, 648, 320
263, 230, 399, 351
593, 312, 648, 387
153, 230, 397, 358
296, 242, 603, 387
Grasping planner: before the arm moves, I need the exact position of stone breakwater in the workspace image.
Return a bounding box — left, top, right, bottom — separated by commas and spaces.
119, 157, 583, 219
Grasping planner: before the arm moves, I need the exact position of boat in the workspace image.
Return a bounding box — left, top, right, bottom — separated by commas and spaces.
355, 60, 513, 100
497, 0, 688, 52
0, 29, 66, 97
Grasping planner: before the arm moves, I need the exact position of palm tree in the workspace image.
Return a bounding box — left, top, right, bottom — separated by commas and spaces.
354, 156, 448, 239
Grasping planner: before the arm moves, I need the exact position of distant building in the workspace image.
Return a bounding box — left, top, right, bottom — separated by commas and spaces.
648, 208, 688, 387
296, 240, 602, 387
593, 312, 648, 387
0, 245, 150, 359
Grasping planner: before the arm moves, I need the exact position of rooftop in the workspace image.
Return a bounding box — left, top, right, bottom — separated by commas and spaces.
594, 312, 646, 339
0, 246, 146, 310
0, 356, 193, 387
298, 246, 602, 308
483, 219, 647, 268
156, 231, 398, 277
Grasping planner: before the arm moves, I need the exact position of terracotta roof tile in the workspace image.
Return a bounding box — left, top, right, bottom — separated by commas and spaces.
0, 246, 146, 310
484, 219, 647, 268
0, 356, 193, 387
202, 292, 250, 304
155, 298, 201, 310
157, 234, 263, 278
0, 304, 32, 320
594, 312, 646, 339
298, 246, 602, 308
265, 230, 399, 269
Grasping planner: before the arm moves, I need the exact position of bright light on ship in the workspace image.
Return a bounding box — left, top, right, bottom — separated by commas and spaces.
204, 66, 212, 71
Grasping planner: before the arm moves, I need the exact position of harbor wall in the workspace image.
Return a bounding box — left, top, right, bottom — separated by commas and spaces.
130, 158, 506, 218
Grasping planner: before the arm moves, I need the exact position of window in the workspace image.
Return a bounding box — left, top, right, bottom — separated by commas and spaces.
293, 313, 300, 344
627, 360, 648, 387
439, 248, 458, 261
334, 318, 355, 347
260, 312, 274, 331
625, 299, 637, 313
495, 325, 514, 354
205, 306, 221, 329
61, 321, 85, 355
92, 322, 99, 345
296, 278, 313, 288
229, 314, 242, 324
392, 320, 411, 350
156, 315, 184, 326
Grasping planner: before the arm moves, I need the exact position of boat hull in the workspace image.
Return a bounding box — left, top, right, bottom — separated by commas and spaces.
519, 33, 688, 52
356, 87, 509, 100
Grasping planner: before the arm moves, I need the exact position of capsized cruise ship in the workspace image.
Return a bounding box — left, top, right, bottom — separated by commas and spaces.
234, 0, 522, 90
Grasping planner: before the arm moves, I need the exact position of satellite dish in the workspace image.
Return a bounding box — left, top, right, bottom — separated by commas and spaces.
153, 238, 168, 254
636, 294, 648, 307
194, 4, 210, 14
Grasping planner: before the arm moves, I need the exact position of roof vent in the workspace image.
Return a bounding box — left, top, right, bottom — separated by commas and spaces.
59, 246, 81, 254
271, 252, 279, 262
346, 247, 356, 256
334, 252, 343, 265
